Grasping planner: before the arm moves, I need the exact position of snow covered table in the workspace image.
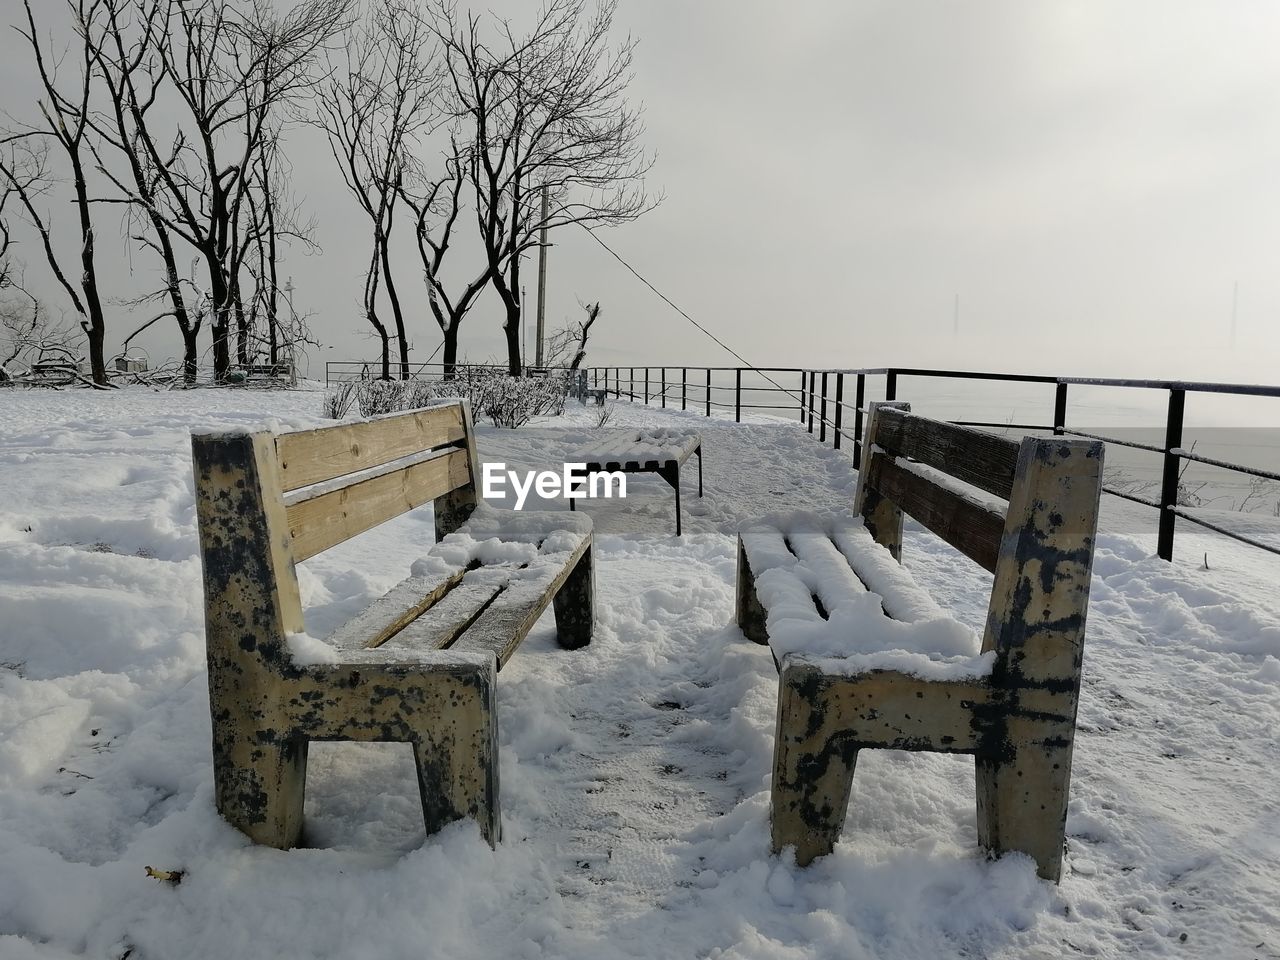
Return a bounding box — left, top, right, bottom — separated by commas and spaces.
569, 428, 703, 535
191, 400, 594, 852
735, 401, 1104, 882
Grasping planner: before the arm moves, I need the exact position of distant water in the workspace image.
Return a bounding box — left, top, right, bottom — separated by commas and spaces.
730, 371, 1280, 516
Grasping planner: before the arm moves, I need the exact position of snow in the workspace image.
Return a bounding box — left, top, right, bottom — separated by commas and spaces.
0, 387, 1278, 959
739, 511, 989, 679
572, 427, 701, 466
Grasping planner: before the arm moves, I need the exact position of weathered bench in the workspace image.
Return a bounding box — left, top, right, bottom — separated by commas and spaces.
735, 401, 1103, 882
191, 399, 594, 850
569, 429, 703, 534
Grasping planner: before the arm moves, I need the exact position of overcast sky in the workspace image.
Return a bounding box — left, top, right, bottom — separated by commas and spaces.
3, 0, 1280, 383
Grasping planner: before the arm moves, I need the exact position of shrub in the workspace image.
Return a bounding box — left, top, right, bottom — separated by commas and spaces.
322, 370, 571, 427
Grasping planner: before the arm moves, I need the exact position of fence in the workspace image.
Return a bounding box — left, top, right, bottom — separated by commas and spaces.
579, 365, 1280, 565
323, 359, 1280, 563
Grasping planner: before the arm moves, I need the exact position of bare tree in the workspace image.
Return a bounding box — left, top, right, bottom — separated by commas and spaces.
99, 0, 350, 381
544, 298, 598, 371
2, 0, 114, 386
430, 0, 655, 374
0, 257, 82, 382
0, 160, 16, 291
398, 134, 492, 379
238, 133, 319, 367
84, 0, 210, 382
315, 0, 435, 379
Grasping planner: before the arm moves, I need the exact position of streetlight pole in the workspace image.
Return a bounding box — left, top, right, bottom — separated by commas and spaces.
535, 184, 549, 368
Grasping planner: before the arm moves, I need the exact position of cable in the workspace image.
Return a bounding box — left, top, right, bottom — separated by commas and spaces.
581, 226, 804, 405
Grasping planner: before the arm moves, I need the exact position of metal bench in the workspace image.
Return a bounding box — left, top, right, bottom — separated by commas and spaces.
191, 399, 594, 850
735, 401, 1103, 882
570, 429, 703, 535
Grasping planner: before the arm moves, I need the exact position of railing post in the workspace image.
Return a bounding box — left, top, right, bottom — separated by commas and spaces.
682, 368, 687, 410
629, 367, 635, 401
1157, 388, 1186, 562
819, 372, 828, 443
833, 373, 843, 449
1053, 382, 1069, 435
661, 368, 666, 408
799, 372, 807, 422
735, 368, 742, 422
886, 370, 898, 402
705, 368, 711, 418
807, 371, 816, 433
853, 373, 866, 470
645, 367, 650, 404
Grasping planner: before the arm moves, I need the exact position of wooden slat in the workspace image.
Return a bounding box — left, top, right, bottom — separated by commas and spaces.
287, 448, 470, 561
326, 569, 467, 650
275, 404, 467, 492
451, 534, 593, 668
864, 452, 1004, 573
383, 578, 508, 651
873, 407, 1018, 501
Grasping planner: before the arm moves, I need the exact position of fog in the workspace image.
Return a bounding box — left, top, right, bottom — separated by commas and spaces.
3, 0, 1280, 383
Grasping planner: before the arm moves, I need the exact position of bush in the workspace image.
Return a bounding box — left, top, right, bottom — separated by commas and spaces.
323, 370, 570, 427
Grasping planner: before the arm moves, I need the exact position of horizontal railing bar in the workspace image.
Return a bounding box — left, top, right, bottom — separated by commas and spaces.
1170, 507, 1280, 556
887, 367, 1060, 384
1101, 487, 1161, 509
1059, 428, 1167, 455
1170, 449, 1280, 483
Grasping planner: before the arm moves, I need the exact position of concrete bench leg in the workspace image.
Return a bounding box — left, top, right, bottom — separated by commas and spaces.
975, 719, 1076, 882
212, 727, 309, 849
735, 537, 769, 645
412, 674, 501, 847
770, 662, 859, 866
552, 543, 595, 649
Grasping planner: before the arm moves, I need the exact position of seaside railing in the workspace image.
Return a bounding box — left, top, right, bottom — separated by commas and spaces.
323, 360, 1280, 564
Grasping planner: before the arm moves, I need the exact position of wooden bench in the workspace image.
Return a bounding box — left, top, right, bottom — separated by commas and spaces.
569, 429, 703, 535
735, 401, 1103, 882
191, 399, 594, 850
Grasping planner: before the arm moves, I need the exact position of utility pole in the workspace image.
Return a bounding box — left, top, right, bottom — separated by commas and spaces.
535, 184, 549, 368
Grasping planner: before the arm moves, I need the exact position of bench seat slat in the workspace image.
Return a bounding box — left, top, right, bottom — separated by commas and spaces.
874, 406, 1018, 501
327, 569, 467, 650
451, 534, 593, 667
276, 403, 466, 492
384, 578, 510, 651
864, 452, 1004, 573
288, 447, 470, 561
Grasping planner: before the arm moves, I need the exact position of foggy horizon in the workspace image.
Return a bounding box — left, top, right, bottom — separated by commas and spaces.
3, 0, 1280, 384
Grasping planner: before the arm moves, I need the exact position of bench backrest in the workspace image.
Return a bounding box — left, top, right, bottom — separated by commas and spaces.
854, 401, 1104, 682
191, 400, 480, 675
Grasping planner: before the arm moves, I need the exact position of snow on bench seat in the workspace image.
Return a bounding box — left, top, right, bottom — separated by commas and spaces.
320, 505, 594, 667
738, 511, 990, 680
572, 428, 701, 469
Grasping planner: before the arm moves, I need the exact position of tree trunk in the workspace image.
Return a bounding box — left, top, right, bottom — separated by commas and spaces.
206, 254, 233, 381
71, 159, 108, 386
503, 313, 521, 377
232, 273, 249, 366
377, 233, 410, 379
442, 324, 459, 380
182, 327, 199, 384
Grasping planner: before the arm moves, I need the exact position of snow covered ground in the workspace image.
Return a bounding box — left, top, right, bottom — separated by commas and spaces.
0, 387, 1277, 960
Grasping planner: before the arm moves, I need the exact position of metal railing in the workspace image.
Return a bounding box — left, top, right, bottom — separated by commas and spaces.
325, 361, 579, 383
581, 364, 1280, 564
